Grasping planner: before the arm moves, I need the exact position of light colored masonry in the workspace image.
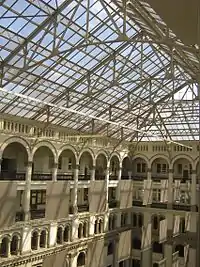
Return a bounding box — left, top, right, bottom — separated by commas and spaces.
0, 114, 198, 267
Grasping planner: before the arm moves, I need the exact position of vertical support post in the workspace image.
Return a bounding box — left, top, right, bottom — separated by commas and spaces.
73, 165, 79, 214
167, 168, 173, 209
52, 162, 58, 182
147, 168, 151, 180
90, 165, 95, 181
24, 161, 32, 221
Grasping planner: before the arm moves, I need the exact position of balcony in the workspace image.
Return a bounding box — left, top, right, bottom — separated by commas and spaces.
151, 202, 167, 209
132, 175, 146, 181
132, 200, 143, 207
78, 175, 90, 181
0, 171, 25, 181
30, 209, 45, 220
172, 204, 191, 211
57, 174, 73, 180
108, 199, 119, 208
109, 175, 118, 180
121, 175, 129, 180
151, 174, 168, 182
78, 204, 89, 212
32, 173, 52, 181
95, 174, 105, 180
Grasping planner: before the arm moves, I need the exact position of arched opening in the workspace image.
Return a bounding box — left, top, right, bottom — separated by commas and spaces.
31, 231, 39, 250
173, 158, 192, 182
175, 244, 184, 257
153, 242, 163, 254
138, 213, 143, 228
133, 157, 147, 180
122, 157, 131, 180
95, 154, 107, 180
57, 227, 63, 244
78, 224, 83, 239
11, 235, 19, 255
0, 237, 9, 257
32, 146, 55, 181
79, 151, 93, 181
57, 149, 76, 180
132, 213, 137, 227
83, 222, 87, 238
64, 226, 70, 242
40, 230, 47, 248
107, 241, 114, 255
152, 215, 159, 230
132, 237, 141, 250
77, 252, 85, 266
151, 157, 168, 180
94, 220, 98, 234
1, 142, 28, 181
109, 155, 120, 180
99, 219, 103, 233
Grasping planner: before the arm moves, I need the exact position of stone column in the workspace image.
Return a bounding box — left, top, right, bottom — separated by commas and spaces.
89, 215, 95, 236
167, 169, 173, 209
73, 165, 79, 214
70, 252, 78, 267
141, 212, 152, 267
147, 168, 151, 180
113, 235, 119, 267
105, 166, 109, 211
191, 170, 197, 211
16, 238, 21, 255
6, 238, 11, 257
24, 161, 32, 221
21, 226, 32, 254
90, 165, 95, 181
118, 166, 122, 181
71, 217, 79, 241
49, 222, 57, 247
52, 163, 58, 182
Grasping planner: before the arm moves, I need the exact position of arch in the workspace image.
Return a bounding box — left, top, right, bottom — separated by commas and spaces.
0, 236, 9, 257
57, 226, 63, 244
83, 221, 87, 238
31, 141, 57, 162
95, 152, 108, 180
77, 251, 85, 266
0, 137, 31, 160
122, 156, 132, 178
109, 152, 121, 165
11, 235, 20, 255
58, 145, 78, 163
78, 223, 83, 239
40, 230, 47, 248
78, 148, 95, 166
63, 225, 70, 242
150, 155, 170, 167
132, 154, 149, 166
31, 231, 39, 250
171, 154, 194, 169
95, 150, 109, 161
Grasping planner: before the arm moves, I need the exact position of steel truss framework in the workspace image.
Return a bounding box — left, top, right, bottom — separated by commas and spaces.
0, 0, 200, 142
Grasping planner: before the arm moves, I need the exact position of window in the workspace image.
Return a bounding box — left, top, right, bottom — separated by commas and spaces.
136, 163, 146, 173
138, 214, 143, 228
107, 241, 114, 255
83, 188, 88, 201
68, 158, 72, 170
109, 187, 116, 201
132, 238, 141, 249
178, 164, 182, 174
30, 190, 46, 207
153, 242, 163, 254
152, 189, 161, 202
156, 163, 167, 173
156, 164, 161, 173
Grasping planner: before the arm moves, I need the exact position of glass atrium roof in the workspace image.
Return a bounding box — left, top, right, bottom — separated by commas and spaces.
0, 0, 199, 142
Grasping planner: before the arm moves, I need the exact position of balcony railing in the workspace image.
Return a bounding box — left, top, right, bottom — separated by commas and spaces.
78, 204, 89, 212
132, 200, 143, 207
95, 174, 105, 180
0, 171, 25, 181
57, 174, 73, 180
172, 204, 191, 211
32, 173, 52, 181
109, 175, 118, 180
78, 175, 90, 181
30, 209, 45, 220
121, 175, 130, 180
132, 175, 146, 181
151, 202, 167, 209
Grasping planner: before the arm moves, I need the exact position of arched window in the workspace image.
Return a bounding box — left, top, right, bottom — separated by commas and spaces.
40, 230, 47, 248
0, 237, 9, 257
11, 235, 19, 255
132, 238, 141, 250
83, 222, 87, 238
99, 219, 103, 233
152, 215, 158, 230
175, 244, 184, 257
94, 220, 98, 234
57, 227, 63, 244
77, 252, 85, 266
31, 231, 39, 250
78, 224, 83, 239
107, 241, 114, 255
64, 226, 70, 242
